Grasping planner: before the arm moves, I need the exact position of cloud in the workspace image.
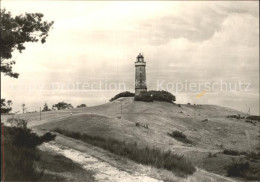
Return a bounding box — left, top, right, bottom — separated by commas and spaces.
135, 1, 258, 45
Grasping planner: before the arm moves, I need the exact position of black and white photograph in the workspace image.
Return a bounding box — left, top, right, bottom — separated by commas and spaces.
1, 1, 259, 181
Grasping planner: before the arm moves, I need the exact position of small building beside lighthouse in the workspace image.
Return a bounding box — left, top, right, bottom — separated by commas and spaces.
135, 53, 147, 95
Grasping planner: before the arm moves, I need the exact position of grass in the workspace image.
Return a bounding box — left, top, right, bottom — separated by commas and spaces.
245, 151, 260, 160
1, 120, 56, 181
53, 128, 196, 176
2, 141, 42, 181
36, 150, 95, 181
208, 152, 217, 158
226, 159, 260, 180
223, 151, 260, 180
167, 131, 193, 144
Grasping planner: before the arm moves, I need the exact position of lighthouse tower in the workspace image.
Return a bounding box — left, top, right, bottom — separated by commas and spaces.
135, 53, 147, 95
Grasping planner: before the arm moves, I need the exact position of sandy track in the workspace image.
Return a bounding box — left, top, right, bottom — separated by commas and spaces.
42, 141, 162, 182
38, 132, 238, 182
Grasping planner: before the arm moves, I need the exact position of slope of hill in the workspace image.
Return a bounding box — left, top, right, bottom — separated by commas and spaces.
2, 97, 259, 181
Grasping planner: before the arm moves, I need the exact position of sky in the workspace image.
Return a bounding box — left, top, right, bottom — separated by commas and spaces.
1, 1, 259, 115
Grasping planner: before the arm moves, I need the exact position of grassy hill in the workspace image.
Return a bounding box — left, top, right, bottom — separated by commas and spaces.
2, 97, 259, 180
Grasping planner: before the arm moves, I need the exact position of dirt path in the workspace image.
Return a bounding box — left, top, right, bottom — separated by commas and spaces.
190, 168, 238, 182
32, 120, 238, 182
36, 130, 239, 182
42, 141, 162, 182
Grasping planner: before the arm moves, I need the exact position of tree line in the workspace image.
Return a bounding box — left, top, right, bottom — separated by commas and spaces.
0, 101, 87, 114
42, 102, 87, 112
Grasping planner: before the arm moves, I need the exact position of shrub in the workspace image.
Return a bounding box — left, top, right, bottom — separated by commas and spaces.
245, 119, 256, 125
226, 160, 249, 177
134, 90, 176, 103
52, 102, 73, 110
246, 115, 260, 121
227, 114, 244, 119
168, 131, 192, 144
77, 104, 87, 108
135, 122, 148, 129
42, 102, 51, 112
1, 107, 12, 114
169, 131, 186, 138
7, 117, 27, 128
223, 149, 245, 156
109, 91, 135, 102
2, 119, 56, 181
40, 132, 56, 143
148, 90, 176, 103
1, 99, 12, 114
226, 160, 260, 180
6, 124, 56, 148
53, 128, 196, 176
134, 91, 153, 102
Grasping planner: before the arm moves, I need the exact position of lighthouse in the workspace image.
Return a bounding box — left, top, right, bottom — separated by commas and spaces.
135, 53, 147, 95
